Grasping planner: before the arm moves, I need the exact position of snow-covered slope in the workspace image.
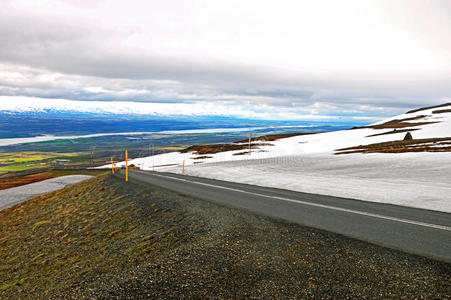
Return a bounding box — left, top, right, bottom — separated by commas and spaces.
102, 104, 451, 212
108, 103, 451, 169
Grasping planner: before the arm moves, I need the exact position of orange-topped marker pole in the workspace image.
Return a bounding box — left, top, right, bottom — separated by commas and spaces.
125, 150, 128, 182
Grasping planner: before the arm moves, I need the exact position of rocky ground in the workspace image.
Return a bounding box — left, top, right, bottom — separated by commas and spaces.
0, 174, 449, 299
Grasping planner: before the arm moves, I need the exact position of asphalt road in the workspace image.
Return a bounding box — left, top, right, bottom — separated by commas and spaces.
120, 169, 451, 263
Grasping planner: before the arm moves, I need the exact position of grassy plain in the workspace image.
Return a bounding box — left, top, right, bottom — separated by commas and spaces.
0, 152, 80, 173
0, 133, 250, 174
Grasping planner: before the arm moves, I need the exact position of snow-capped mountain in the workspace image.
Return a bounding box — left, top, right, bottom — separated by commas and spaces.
0, 97, 197, 117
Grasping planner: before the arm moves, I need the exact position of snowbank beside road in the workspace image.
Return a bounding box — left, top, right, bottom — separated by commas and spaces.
164, 152, 451, 213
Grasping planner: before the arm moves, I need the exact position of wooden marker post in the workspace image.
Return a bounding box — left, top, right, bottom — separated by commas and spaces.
182, 160, 185, 175
125, 150, 128, 182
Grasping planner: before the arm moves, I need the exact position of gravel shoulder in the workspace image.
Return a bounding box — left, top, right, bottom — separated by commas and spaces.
0, 175, 93, 211
0, 174, 449, 298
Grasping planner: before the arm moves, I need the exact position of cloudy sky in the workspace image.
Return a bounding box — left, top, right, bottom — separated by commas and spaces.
0, 0, 450, 121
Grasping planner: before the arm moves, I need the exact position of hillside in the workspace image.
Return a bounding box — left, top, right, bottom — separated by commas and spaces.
109, 103, 451, 168
1, 174, 449, 298
101, 103, 451, 213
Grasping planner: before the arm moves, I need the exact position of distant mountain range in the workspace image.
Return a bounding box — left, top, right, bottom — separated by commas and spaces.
0, 99, 366, 139
0, 110, 358, 139
0, 98, 197, 117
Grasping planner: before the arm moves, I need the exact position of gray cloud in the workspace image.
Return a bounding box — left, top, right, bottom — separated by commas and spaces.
0, 0, 450, 120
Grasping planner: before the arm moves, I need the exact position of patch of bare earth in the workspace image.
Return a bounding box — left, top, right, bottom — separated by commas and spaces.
0, 172, 56, 190
235, 132, 321, 143
127, 164, 141, 170
0, 170, 107, 191
433, 109, 451, 114
336, 137, 451, 154
366, 128, 420, 137
181, 142, 273, 155
191, 156, 213, 160
351, 115, 437, 130
233, 151, 251, 156
181, 133, 320, 156
407, 102, 451, 114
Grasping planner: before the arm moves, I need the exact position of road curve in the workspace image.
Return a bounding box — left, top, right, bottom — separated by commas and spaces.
120, 169, 451, 263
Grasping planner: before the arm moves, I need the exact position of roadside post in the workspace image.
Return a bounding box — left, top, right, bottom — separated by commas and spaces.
125, 150, 128, 182
111, 157, 114, 174
182, 160, 185, 175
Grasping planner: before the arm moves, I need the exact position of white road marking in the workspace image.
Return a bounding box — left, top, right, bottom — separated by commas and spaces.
143, 172, 451, 232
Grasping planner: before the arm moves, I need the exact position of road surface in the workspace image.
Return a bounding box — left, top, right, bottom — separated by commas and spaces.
120, 169, 451, 263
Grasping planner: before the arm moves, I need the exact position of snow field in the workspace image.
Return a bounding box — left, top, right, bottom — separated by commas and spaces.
100, 104, 451, 212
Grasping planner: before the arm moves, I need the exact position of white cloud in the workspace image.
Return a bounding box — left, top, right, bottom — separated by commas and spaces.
0, 0, 450, 119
